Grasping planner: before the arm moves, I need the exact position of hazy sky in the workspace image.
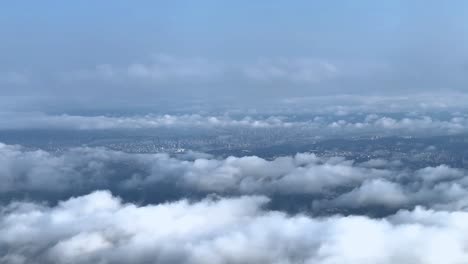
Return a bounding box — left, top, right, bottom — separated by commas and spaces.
2, 1, 468, 111
4, 4, 468, 262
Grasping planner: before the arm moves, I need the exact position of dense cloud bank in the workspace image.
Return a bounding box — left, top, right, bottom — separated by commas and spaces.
0, 112, 294, 130
3, 142, 468, 263
2, 112, 468, 137
2, 143, 468, 213
2, 191, 468, 264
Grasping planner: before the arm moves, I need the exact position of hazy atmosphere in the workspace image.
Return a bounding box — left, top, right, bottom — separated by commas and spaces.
2, 1, 468, 264
3, 1, 468, 110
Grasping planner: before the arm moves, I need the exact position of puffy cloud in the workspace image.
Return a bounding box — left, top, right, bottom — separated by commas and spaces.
330, 179, 409, 208
325, 115, 468, 136
0, 143, 374, 195
313, 164, 468, 213
2, 191, 468, 264
280, 94, 468, 114
0, 113, 295, 130
3, 112, 468, 138
3, 143, 468, 213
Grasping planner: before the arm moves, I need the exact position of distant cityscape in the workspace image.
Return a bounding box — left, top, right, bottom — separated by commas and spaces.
3, 126, 468, 169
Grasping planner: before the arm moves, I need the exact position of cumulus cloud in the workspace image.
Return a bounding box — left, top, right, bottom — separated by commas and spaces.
325, 115, 468, 136
3, 111, 468, 138
280, 94, 468, 114
2, 191, 468, 264
313, 163, 468, 212
0, 113, 295, 130
2, 143, 468, 213
0, 143, 374, 196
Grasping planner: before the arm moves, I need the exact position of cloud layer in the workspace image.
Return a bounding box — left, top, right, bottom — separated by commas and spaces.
3, 112, 468, 138
0, 113, 293, 130
2, 191, 468, 264
2, 143, 468, 214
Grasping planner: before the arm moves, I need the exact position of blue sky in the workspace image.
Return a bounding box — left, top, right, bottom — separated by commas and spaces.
1, 1, 468, 111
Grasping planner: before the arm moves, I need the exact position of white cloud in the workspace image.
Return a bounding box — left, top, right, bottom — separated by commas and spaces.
2, 143, 468, 212
331, 179, 409, 208
2, 191, 468, 264
280, 94, 468, 113
0, 113, 296, 130
3, 111, 468, 138
0, 144, 373, 194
